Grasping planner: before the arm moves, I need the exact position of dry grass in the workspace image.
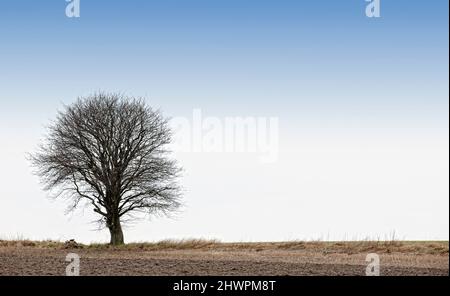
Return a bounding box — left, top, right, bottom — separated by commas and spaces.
0, 239, 63, 249
0, 238, 447, 255
1, 238, 447, 275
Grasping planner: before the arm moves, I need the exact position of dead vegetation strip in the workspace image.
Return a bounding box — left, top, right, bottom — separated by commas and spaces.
0, 239, 448, 255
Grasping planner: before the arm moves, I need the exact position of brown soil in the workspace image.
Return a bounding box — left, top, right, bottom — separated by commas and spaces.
0, 240, 448, 276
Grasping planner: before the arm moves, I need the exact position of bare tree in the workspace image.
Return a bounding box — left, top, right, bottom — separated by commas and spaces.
31, 93, 182, 245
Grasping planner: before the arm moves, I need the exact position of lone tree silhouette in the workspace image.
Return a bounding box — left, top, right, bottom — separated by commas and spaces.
31, 93, 181, 245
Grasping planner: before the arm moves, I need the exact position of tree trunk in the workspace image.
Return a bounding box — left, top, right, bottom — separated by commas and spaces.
108, 217, 124, 245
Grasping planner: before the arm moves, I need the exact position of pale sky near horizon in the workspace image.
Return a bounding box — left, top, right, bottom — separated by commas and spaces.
0, 0, 448, 243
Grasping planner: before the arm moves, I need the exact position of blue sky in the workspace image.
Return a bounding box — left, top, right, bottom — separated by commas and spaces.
0, 1, 448, 119
0, 1, 448, 242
